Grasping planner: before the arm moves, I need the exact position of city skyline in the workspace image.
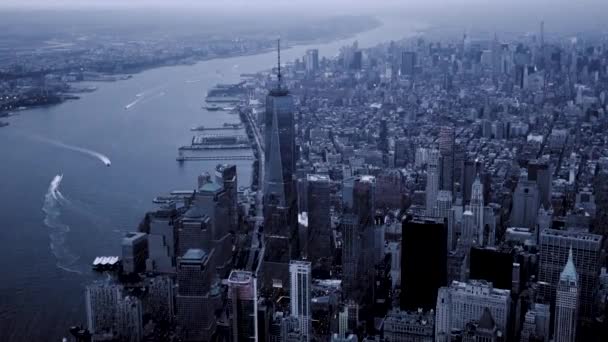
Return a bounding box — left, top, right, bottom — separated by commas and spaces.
2, 4, 608, 342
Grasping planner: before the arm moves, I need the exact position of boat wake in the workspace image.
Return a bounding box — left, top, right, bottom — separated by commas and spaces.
185, 79, 201, 84
42, 175, 83, 274
125, 89, 166, 109
33, 136, 111, 166
125, 99, 140, 110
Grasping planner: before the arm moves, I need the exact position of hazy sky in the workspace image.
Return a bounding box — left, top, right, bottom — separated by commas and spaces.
1, 0, 606, 31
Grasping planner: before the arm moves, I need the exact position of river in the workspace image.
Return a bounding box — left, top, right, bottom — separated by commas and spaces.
0, 17, 421, 341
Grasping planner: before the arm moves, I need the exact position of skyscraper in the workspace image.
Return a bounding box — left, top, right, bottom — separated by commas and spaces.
538, 229, 602, 320
289, 260, 312, 342
510, 176, 540, 228
527, 159, 552, 209
305, 49, 319, 74
469, 176, 484, 244
215, 163, 238, 232
228, 270, 258, 342
341, 213, 359, 298
401, 51, 416, 75
263, 39, 297, 234
401, 216, 447, 311
176, 249, 217, 341
426, 150, 440, 212
439, 126, 455, 193
553, 249, 579, 342
305, 174, 331, 261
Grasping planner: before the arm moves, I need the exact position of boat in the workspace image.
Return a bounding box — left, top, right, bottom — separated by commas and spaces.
191, 125, 206, 131
204, 104, 223, 111
0, 121, 9, 128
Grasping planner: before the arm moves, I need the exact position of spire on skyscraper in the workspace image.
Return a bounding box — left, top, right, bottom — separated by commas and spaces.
277, 38, 282, 90
560, 247, 578, 283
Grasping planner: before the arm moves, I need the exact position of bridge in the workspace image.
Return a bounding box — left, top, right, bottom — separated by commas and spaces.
177, 155, 254, 162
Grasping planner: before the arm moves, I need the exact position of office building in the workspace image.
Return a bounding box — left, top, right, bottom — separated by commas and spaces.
143, 205, 178, 274
469, 176, 484, 244
143, 276, 174, 324
553, 249, 579, 342
176, 249, 217, 341
341, 213, 359, 298
426, 150, 440, 212
510, 176, 540, 228
116, 296, 143, 342
401, 216, 447, 311
263, 41, 297, 238
383, 308, 434, 342
85, 283, 123, 337
435, 280, 511, 342
305, 49, 319, 74
469, 246, 515, 291
215, 163, 238, 232
439, 126, 455, 193
375, 169, 403, 210
520, 303, 550, 342
527, 159, 552, 209
290, 260, 312, 342
122, 232, 148, 275
305, 174, 331, 261
401, 51, 416, 75
228, 270, 258, 342
538, 229, 602, 320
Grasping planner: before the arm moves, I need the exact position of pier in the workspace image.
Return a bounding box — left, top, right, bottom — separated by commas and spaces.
177, 155, 254, 162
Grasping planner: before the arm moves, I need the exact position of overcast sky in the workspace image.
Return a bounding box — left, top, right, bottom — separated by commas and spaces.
1, 0, 606, 31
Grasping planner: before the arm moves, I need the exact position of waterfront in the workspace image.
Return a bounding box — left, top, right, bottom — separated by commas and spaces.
0, 17, 421, 340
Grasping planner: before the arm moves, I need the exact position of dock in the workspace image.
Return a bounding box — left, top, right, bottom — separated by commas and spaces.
178, 144, 251, 151
177, 155, 254, 162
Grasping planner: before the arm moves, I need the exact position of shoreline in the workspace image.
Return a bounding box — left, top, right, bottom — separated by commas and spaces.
0, 20, 381, 117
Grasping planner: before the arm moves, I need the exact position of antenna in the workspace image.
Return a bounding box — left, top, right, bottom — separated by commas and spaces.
277, 38, 282, 89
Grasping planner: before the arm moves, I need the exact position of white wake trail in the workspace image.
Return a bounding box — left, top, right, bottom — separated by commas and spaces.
32, 136, 111, 166
43, 174, 82, 274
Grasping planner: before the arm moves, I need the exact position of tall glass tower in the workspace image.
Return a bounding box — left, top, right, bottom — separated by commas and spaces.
263, 39, 297, 237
